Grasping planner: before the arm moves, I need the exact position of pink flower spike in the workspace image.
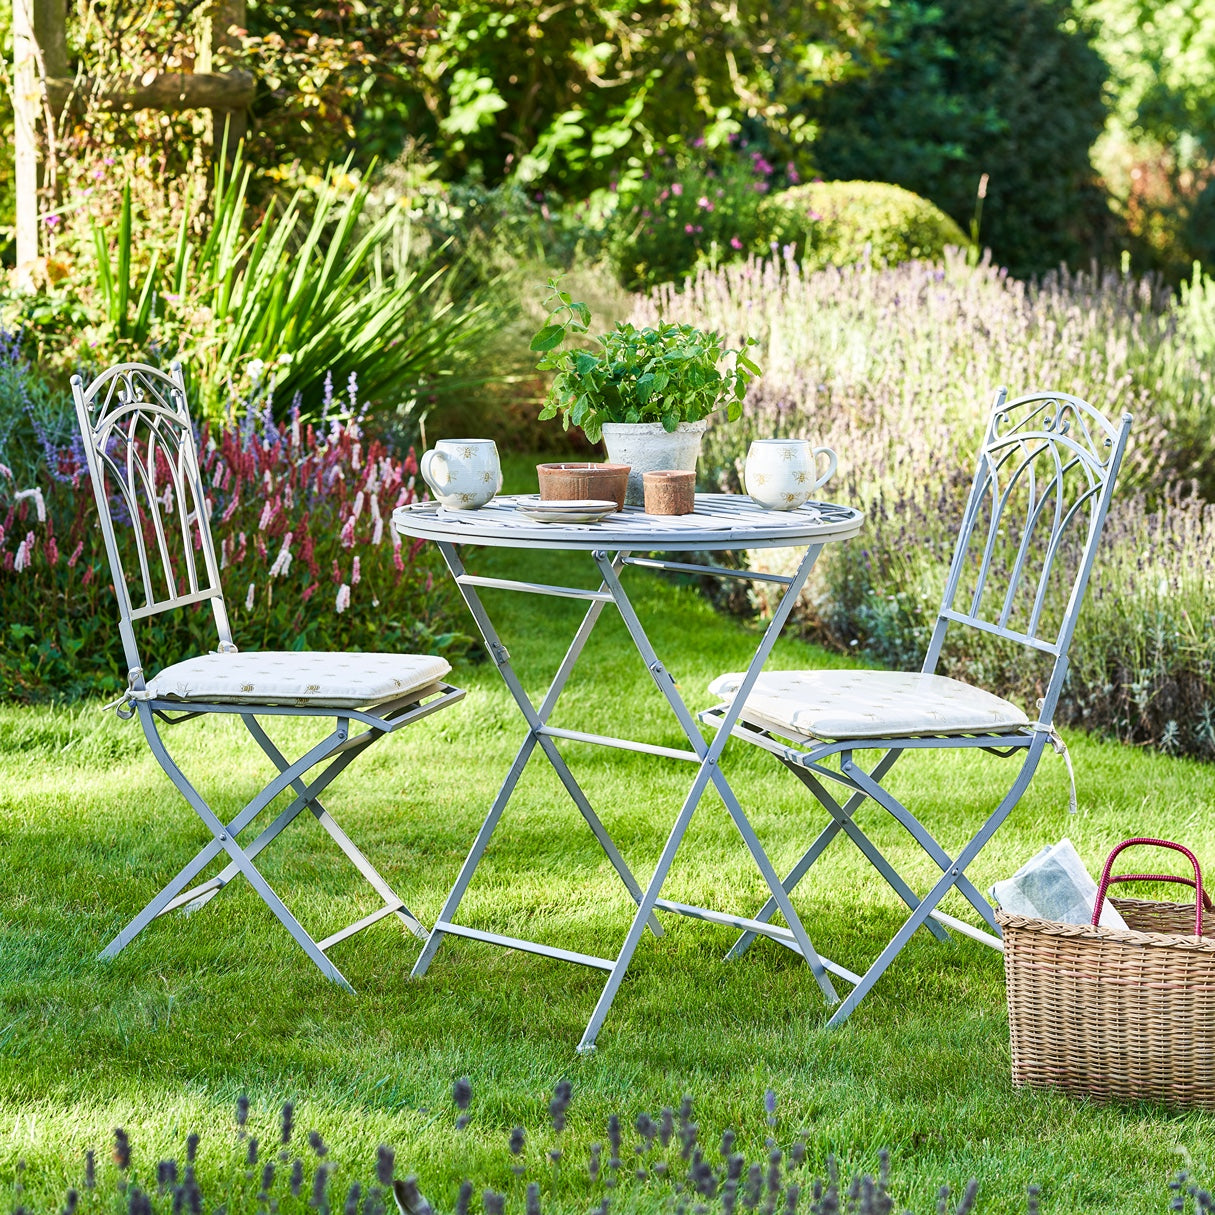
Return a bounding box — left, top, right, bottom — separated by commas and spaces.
671, 183, 683, 196
335, 583, 351, 614
340, 517, 356, 548
67, 540, 84, 568
352, 556, 361, 585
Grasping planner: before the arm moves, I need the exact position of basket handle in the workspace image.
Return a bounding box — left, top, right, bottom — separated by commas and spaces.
1092, 837, 1208, 935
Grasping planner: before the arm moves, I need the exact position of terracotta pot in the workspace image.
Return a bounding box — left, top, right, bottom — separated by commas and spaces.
536, 462, 630, 511
643, 470, 695, 516
600, 420, 707, 505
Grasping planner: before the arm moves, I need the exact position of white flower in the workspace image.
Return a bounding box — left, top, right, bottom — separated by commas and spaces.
335, 583, 351, 613
268, 532, 294, 579
248, 358, 266, 384
13, 487, 45, 523
246, 583, 256, 611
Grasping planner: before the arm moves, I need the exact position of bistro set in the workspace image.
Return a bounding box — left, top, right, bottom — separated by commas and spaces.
70, 362, 1130, 1054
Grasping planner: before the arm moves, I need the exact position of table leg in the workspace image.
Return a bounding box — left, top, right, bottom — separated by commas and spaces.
413, 544, 662, 979
576, 546, 838, 1051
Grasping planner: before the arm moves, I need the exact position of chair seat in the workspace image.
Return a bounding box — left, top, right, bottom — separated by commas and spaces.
707, 669, 1029, 741
146, 651, 452, 709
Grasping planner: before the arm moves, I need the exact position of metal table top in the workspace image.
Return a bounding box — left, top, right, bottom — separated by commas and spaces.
392, 493, 865, 552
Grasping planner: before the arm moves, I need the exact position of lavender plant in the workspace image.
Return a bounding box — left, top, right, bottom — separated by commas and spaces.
630, 251, 1215, 757
7, 1090, 1210, 1215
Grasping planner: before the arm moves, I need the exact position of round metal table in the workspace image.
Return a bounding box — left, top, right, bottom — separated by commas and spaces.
393, 492, 865, 1052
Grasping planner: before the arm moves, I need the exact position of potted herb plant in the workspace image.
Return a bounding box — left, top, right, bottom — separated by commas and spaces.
530, 279, 760, 504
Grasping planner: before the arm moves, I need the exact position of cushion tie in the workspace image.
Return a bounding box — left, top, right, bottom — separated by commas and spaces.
1027, 710, 1077, 815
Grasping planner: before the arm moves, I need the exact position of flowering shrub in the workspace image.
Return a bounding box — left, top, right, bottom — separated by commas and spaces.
0, 369, 466, 703
605, 146, 794, 290
633, 251, 1215, 756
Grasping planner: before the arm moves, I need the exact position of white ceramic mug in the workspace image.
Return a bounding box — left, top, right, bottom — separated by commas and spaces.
743, 439, 837, 511
420, 439, 503, 510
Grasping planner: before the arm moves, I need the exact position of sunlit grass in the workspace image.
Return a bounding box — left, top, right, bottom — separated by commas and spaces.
2, 458, 1213, 1213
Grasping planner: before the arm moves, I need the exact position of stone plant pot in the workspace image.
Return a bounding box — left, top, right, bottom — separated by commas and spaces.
600, 420, 708, 506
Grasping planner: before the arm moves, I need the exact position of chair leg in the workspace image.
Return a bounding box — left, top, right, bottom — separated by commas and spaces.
242, 716, 429, 940
103, 705, 356, 990
726, 747, 948, 959
842, 757, 1008, 935
823, 737, 1048, 1027
174, 740, 366, 913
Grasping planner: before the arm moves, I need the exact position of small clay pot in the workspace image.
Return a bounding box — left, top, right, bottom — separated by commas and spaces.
643, 469, 696, 516
537, 462, 630, 511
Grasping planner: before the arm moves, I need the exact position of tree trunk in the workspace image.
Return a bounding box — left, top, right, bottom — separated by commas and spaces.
198, 0, 247, 159
12, 0, 69, 282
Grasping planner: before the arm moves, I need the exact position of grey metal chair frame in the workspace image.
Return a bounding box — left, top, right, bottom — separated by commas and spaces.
72, 362, 464, 991
702, 389, 1132, 1027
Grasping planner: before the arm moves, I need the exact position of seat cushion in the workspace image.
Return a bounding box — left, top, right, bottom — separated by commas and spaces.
707, 669, 1029, 741
146, 651, 452, 709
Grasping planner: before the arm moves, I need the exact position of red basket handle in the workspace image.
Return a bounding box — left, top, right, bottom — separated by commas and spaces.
1092, 837, 1208, 935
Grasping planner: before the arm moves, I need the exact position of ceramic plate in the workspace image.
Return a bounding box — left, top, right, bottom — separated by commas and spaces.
515, 497, 619, 524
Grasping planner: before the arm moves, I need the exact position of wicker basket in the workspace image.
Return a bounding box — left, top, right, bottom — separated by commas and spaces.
997, 837, 1215, 1109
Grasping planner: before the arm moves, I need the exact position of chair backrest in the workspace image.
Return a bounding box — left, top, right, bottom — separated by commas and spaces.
922, 388, 1131, 722
71, 363, 235, 690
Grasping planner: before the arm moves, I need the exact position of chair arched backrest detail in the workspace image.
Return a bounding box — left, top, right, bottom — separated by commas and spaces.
924, 389, 1131, 713
71, 362, 235, 684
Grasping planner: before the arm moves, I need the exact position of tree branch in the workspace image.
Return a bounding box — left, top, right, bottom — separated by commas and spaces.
46, 69, 255, 114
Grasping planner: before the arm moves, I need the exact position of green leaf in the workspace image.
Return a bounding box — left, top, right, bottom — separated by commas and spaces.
530, 324, 566, 353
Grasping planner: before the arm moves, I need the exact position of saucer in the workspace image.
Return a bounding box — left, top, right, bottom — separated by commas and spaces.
515, 497, 619, 524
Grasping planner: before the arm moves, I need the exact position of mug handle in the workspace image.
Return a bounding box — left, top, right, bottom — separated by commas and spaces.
812, 447, 838, 490
420, 448, 449, 492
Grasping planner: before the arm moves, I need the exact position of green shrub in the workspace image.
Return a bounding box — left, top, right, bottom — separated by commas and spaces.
605, 149, 783, 290
1, 150, 501, 427
758, 181, 969, 271
793, 0, 1112, 278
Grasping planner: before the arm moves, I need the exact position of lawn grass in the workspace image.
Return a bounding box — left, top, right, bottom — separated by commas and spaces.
2, 457, 1214, 1214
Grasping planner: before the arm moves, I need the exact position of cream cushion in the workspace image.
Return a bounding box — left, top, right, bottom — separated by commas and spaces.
708, 669, 1029, 741
146, 651, 451, 709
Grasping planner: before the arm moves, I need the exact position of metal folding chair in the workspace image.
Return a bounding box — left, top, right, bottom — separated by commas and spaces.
72, 362, 465, 990
702, 390, 1131, 1026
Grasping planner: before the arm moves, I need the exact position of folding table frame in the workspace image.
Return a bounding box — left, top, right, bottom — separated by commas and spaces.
393, 495, 864, 1052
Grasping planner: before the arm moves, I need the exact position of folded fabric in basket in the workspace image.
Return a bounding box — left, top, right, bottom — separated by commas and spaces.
991, 838, 1129, 930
